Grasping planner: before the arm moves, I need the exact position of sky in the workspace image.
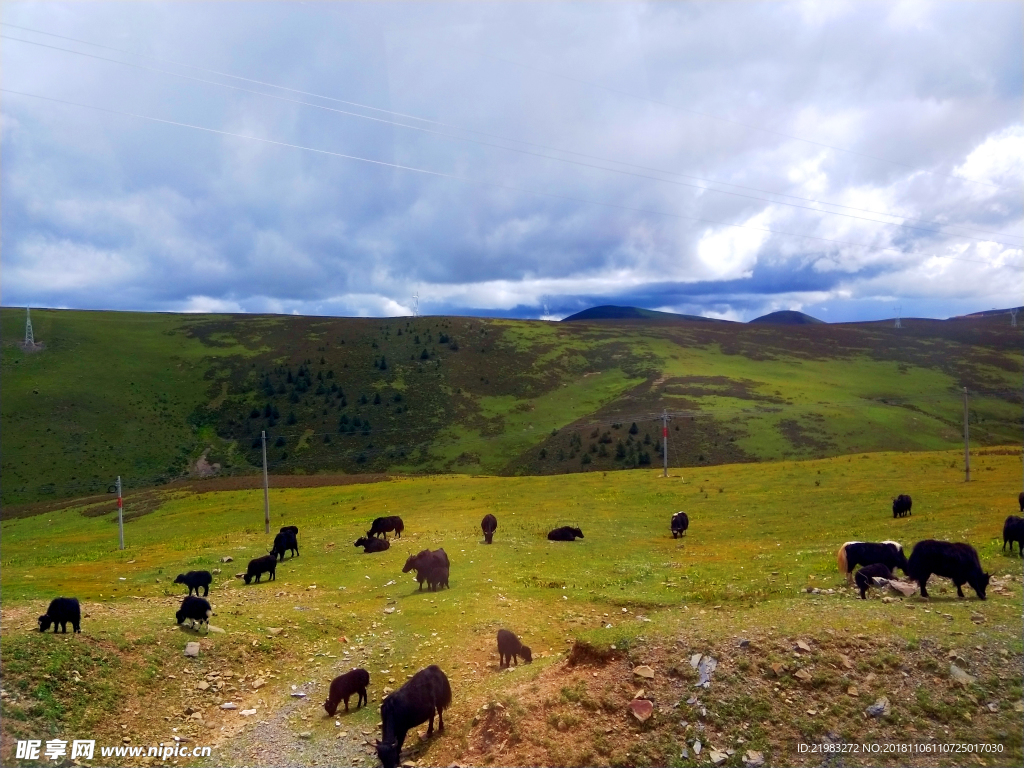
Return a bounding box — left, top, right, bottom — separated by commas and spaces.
2, 1, 1021, 323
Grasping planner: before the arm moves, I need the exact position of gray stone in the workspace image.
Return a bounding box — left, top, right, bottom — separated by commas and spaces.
299, 731, 312, 739
738, 639, 750, 648
950, 664, 976, 686
220, 702, 238, 710
221, 557, 233, 563
184, 642, 200, 657
743, 750, 765, 767
865, 697, 890, 717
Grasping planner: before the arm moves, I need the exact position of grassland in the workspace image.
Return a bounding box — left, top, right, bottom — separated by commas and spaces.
1, 448, 1022, 767
2, 308, 1021, 509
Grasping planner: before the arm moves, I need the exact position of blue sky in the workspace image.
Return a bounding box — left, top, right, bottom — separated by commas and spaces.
2, 1, 1021, 322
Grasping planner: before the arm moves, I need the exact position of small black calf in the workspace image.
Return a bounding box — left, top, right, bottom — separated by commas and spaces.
244, 554, 278, 584
173, 570, 213, 597
324, 668, 370, 715
854, 563, 893, 599
671, 511, 689, 538
39, 597, 81, 634
176, 595, 212, 631
547, 526, 584, 541
1003, 516, 1024, 557
497, 629, 532, 667
355, 536, 390, 553
481, 514, 497, 544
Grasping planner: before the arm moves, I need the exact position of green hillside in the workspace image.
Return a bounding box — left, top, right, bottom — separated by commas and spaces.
2, 308, 1021, 508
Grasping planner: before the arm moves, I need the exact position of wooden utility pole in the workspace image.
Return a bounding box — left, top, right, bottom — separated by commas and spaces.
116, 475, 124, 550
962, 387, 970, 483
662, 409, 669, 478
262, 430, 270, 533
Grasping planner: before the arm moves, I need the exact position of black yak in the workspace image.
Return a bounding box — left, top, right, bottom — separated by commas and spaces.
892, 494, 912, 518
176, 595, 212, 631
376, 665, 451, 768
244, 554, 278, 584
497, 629, 532, 667
402, 549, 449, 591
280, 525, 299, 535
324, 668, 370, 715
355, 536, 390, 553
906, 540, 990, 600
1004, 516, 1024, 557
837, 541, 907, 585
270, 529, 299, 561
547, 526, 584, 541
38, 597, 81, 634
368, 516, 405, 540
671, 511, 689, 538
173, 570, 213, 597
1019, 491, 1023, 512
854, 563, 893, 599
481, 514, 497, 544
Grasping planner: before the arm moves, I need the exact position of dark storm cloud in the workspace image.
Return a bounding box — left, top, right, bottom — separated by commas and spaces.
2, 1, 1021, 321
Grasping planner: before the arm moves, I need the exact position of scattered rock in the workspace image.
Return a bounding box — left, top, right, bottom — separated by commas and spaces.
865, 697, 890, 717
220, 702, 238, 710
794, 669, 812, 682
847, 685, 858, 696
680, 746, 689, 759
196, 681, 210, 691
970, 612, 986, 624
885, 580, 918, 597
207, 625, 225, 634
292, 692, 308, 699
769, 662, 784, 677
384, 607, 396, 614
796, 640, 811, 652
1014, 701, 1024, 713
299, 731, 312, 740
950, 664, 976, 686
738, 639, 750, 648
267, 628, 283, 636
184, 643, 200, 658
695, 656, 718, 688
628, 699, 653, 722
743, 750, 765, 767
252, 679, 266, 690
633, 665, 655, 679
212, 568, 221, 575
189, 712, 204, 721
221, 556, 233, 563
839, 654, 853, 670
240, 709, 257, 716
693, 739, 702, 755
234, 572, 246, 579
986, 702, 999, 713
709, 750, 728, 765
690, 654, 702, 668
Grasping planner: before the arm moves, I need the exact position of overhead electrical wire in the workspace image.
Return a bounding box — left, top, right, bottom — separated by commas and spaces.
3, 27, 1020, 247
3, 87, 1015, 270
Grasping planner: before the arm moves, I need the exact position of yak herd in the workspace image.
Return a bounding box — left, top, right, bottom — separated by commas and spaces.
34, 489, 1023, 768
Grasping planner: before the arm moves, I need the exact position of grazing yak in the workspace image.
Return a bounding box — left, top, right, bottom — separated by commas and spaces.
368, 516, 405, 540
547, 526, 584, 542
38, 597, 81, 634
907, 540, 990, 600
243, 554, 278, 584
497, 629, 532, 667
355, 536, 390, 553
481, 514, 498, 544
176, 595, 213, 631
270, 529, 299, 561
671, 511, 689, 538
376, 665, 452, 768
173, 570, 213, 597
1003, 516, 1024, 557
324, 668, 370, 715
280, 525, 299, 535
854, 563, 893, 600
837, 541, 907, 585
402, 549, 450, 591
892, 494, 912, 518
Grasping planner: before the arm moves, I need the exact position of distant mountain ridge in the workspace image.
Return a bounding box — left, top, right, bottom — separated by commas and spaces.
748, 310, 824, 325
560, 305, 728, 323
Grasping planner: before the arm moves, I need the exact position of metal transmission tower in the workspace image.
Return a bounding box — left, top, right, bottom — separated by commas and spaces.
24, 307, 35, 347
894, 305, 902, 329
1011, 308, 1018, 328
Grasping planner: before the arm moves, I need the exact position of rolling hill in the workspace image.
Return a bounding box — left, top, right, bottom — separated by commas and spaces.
1, 307, 1021, 508
748, 310, 824, 324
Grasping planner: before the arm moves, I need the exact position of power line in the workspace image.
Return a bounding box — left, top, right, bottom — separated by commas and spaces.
4, 87, 1017, 270
4, 28, 1019, 246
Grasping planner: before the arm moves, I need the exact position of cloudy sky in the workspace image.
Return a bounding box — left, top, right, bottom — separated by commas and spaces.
2, 1, 1021, 322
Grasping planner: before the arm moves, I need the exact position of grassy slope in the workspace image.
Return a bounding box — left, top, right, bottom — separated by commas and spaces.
1, 449, 1022, 767
2, 308, 1021, 507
